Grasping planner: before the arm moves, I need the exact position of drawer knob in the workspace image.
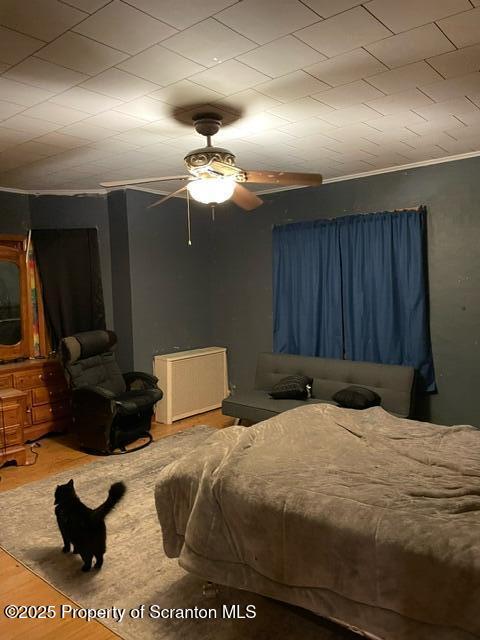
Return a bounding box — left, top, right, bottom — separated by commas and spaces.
38, 374, 43, 380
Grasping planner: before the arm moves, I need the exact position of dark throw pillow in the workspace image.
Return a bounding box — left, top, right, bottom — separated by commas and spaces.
269, 375, 313, 400
332, 385, 381, 410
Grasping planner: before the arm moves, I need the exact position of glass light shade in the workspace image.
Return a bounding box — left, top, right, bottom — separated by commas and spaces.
187, 177, 235, 204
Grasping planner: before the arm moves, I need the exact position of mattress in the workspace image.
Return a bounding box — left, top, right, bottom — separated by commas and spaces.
155, 404, 480, 640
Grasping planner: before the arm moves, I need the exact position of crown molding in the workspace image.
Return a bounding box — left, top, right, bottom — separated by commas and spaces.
1, 149, 480, 198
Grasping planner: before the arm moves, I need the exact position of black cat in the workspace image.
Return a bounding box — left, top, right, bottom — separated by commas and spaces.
54, 479, 126, 572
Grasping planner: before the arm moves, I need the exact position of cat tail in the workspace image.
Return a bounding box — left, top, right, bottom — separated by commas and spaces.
95, 482, 126, 520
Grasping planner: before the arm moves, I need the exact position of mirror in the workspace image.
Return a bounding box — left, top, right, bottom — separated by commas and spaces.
0, 261, 21, 345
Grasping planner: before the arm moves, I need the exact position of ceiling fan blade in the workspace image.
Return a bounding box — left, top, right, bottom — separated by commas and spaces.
147, 185, 188, 209
209, 160, 244, 177
100, 175, 190, 188
231, 184, 263, 211
244, 170, 323, 186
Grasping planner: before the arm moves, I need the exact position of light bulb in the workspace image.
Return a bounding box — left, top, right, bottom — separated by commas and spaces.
187, 177, 235, 204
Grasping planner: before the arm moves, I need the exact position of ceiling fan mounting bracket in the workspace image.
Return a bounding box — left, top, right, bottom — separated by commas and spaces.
192, 113, 223, 138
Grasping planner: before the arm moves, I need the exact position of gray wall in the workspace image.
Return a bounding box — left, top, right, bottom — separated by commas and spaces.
210, 156, 480, 427
108, 190, 134, 371
125, 189, 213, 373
0, 190, 31, 233
29, 193, 114, 329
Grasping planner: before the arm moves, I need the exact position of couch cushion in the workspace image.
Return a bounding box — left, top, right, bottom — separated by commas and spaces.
223, 390, 335, 423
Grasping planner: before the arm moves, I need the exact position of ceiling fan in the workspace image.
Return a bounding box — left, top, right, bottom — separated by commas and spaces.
99, 112, 323, 211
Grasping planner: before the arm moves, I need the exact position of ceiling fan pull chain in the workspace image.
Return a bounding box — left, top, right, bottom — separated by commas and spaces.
186, 188, 192, 246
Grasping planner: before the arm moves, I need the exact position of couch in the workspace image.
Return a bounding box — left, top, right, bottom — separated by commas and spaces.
222, 352, 415, 423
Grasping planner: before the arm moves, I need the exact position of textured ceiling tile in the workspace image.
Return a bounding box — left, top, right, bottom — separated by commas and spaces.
305, 49, 387, 87
268, 96, 337, 121
188, 59, 270, 95
413, 97, 480, 120
80, 68, 159, 101
365, 0, 471, 34
0, 26, 44, 65
113, 97, 171, 122
365, 24, 455, 68
367, 111, 428, 131
437, 7, 480, 49
118, 46, 204, 86
213, 90, 281, 116
82, 111, 148, 131
0, 0, 84, 41
34, 131, 91, 149
295, 7, 390, 57
0, 126, 37, 147
407, 116, 468, 135
59, 0, 110, 12
73, 0, 177, 55
50, 87, 122, 114
0, 77, 55, 106
301, 0, 363, 19
278, 117, 338, 137
256, 70, 330, 101
237, 36, 325, 78
428, 45, 480, 79
60, 121, 117, 141
0, 100, 25, 120
4, 58, 88, 92
366, 89, 434, 116
21, 102, 89, 125
216, 0, 319, 44
125, 0, 237, 30
0, 148, 46, 171
162, 18, 256, 67
313, 80, 384, 109
421, 72, 480, 101
148, 80, 224, 107
366, 62, 442, 94
0, 114, 60, 134
321, 105, 381, 126
36, 32, 128, 75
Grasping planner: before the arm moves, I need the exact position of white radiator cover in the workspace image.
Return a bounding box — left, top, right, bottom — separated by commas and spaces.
153, 347, 229, 424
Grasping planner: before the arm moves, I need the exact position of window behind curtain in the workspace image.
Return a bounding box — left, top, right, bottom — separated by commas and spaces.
272, 208, 435, 391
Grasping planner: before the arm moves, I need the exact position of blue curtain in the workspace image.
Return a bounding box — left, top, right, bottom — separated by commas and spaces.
272, 208, 435, 390
273, 220, 343, 359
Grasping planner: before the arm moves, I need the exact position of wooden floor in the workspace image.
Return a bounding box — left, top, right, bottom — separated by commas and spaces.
0, 410, 233, 640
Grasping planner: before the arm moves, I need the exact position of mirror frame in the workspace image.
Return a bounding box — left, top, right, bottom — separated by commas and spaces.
0, 235, 33, 361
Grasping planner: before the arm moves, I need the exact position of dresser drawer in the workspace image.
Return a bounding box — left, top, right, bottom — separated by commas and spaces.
32, 386, 68, 406
0, 374, 13, 389
32, 400, 70, 423
0, 403, 24, 428
14, 370, 48, 389
0, 425, 23, 447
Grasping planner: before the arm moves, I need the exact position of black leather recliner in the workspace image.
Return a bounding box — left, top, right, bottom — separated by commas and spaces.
61, 329, 163, 454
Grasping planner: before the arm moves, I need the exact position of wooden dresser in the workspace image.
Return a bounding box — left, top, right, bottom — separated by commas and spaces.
0, 388, 27, 467
0, 359, 71, 442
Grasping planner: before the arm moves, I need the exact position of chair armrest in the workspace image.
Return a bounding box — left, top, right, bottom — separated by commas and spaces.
123, 371, 158, 389
74, 385, 116, 400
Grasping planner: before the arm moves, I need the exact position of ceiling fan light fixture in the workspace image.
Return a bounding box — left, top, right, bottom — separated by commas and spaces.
187, 176, 236, 204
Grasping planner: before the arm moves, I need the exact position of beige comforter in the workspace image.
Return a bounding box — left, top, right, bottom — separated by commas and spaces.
155, 404, 480, 640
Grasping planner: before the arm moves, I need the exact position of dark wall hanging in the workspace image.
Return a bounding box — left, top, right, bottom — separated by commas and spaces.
32, 228, 106, 350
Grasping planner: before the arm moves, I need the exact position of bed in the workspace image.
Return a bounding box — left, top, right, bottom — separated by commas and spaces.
155, 404, 480, 640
